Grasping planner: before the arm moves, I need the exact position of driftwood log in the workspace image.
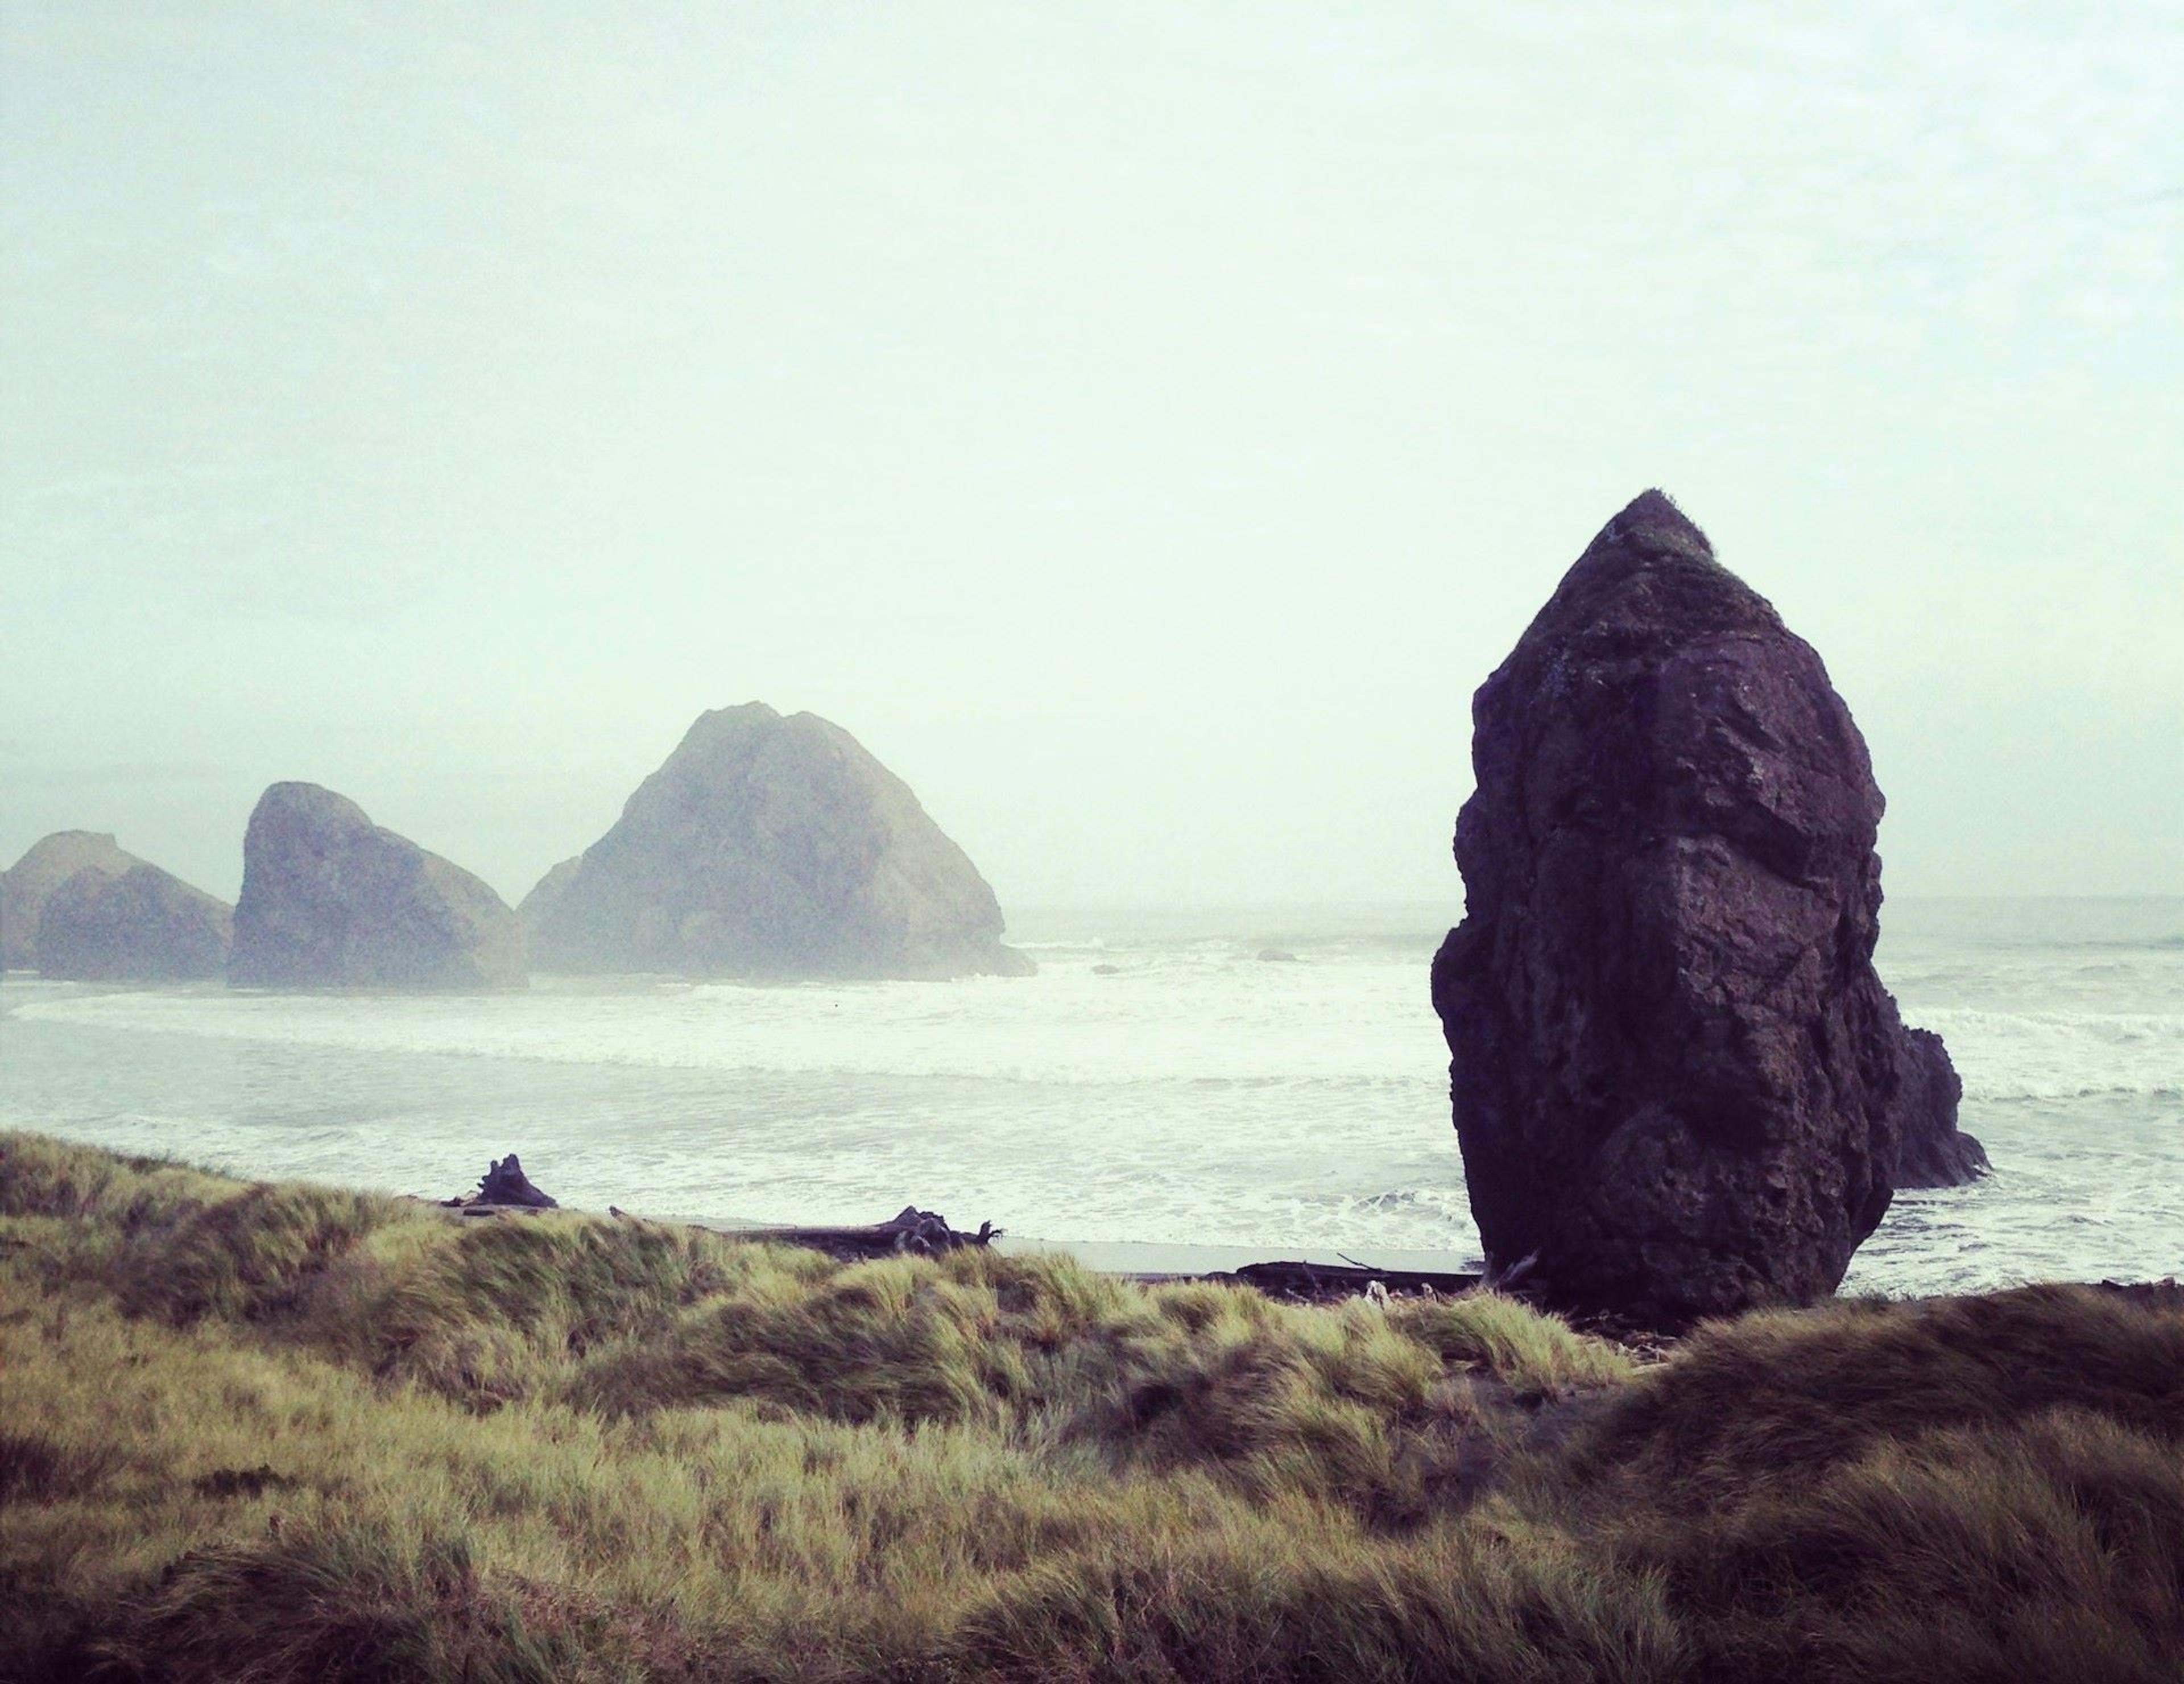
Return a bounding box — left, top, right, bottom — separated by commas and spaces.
716, 1207, 999, 1261
431, 1157, 2178, 1342
450, 1154, 559, 1212
1207, 1260, 1481, 1303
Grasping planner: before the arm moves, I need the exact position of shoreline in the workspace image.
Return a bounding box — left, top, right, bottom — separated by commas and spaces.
9, 899, 2183, 1304
511, 1197, 2176, 1324
659, 1212, 1484, 1282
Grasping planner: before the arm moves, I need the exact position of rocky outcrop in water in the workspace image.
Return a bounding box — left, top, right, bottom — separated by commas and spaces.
522, 704, 1031, 979
229, 783, 524, 990
1, 831, 137, 969
1430, 490, 1985, 1327
1892, 1027, 1989, 1188
36, 862, 233, 981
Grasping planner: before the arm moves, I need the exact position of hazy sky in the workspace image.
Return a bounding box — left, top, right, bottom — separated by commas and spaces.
5, 2, 2179, 913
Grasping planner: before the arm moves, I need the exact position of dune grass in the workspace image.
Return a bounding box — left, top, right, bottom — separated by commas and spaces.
3, 1129, 2180, 1682
1542, 1287, 2184, 1683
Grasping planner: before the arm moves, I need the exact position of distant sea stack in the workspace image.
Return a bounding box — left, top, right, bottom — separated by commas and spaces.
521, 704, 1032, 980
36, 862, 233, 981
229, 783, 524, 990
1430, 491, 1985, 1327
1, 831, 138, 969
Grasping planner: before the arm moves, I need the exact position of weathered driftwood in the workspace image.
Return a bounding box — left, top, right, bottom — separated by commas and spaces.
450, 1154, 559, 1212
1210, 1260, 1482, 1303
717, 1206, 999, 1261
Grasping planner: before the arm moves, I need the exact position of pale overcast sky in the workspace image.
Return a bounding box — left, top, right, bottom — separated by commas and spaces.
3, 2, 2179, 911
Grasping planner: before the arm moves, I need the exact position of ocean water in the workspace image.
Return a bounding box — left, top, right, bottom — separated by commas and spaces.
1, 897, 2177, 1297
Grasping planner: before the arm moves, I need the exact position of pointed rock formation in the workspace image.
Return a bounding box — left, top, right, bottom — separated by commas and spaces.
1, 831, 137, 969
1893, 1027, 1990, 1189
229, 783, 524, 989
1430, 491, 1984, 1327
36, 862, 233, 981
522, 704, 1031, 979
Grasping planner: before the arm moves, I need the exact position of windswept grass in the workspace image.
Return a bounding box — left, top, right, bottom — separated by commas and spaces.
1563, 1284, 2184, 1504
954, 1520, 1689, 1683
5, 1129, 2181, 1682
1540, 1286, 2184, 1683
1387, 1288, 1633, 1399
115, 1181, 389, 1324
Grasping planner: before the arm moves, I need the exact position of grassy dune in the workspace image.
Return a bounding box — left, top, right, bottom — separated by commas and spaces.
3, 1132, 2181, 1682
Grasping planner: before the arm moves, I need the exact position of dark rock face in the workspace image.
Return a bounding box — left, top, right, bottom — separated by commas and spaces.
1, 831, 136, 969
230, 783, 524, 990
1893, 1027, 1990, 1188
1430, 491, 1984, 1326
522, 704, 1032, 980
36, 863, 233, 981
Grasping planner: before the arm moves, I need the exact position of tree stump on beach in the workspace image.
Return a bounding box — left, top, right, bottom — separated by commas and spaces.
467, 1154, 559, 1210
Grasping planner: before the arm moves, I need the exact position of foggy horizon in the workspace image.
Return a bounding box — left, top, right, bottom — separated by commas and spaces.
6, 3, 2179, 913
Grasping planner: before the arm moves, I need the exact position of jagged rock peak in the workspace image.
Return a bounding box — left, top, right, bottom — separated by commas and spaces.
1499, 490, 1781, 671
522, 704, 1032, 980
229, 782, 524, 990
1431, 492, 1984, 1327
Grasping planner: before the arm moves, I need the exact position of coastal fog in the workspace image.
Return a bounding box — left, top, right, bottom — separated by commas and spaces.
4, 3, 2179, 907
7, 13, 2184, 1677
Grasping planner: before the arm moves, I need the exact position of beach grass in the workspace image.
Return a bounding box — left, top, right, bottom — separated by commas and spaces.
3, 1129, 2180, 1681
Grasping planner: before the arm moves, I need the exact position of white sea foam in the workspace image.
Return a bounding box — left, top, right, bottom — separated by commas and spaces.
10, 954, 1449, 1085
1907, 1006, 2184, 1103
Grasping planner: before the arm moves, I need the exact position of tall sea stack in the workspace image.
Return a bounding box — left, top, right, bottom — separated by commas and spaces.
229, 783, 524, 990
522, 704, 1031, 980
1431, 491, 1984, 1326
